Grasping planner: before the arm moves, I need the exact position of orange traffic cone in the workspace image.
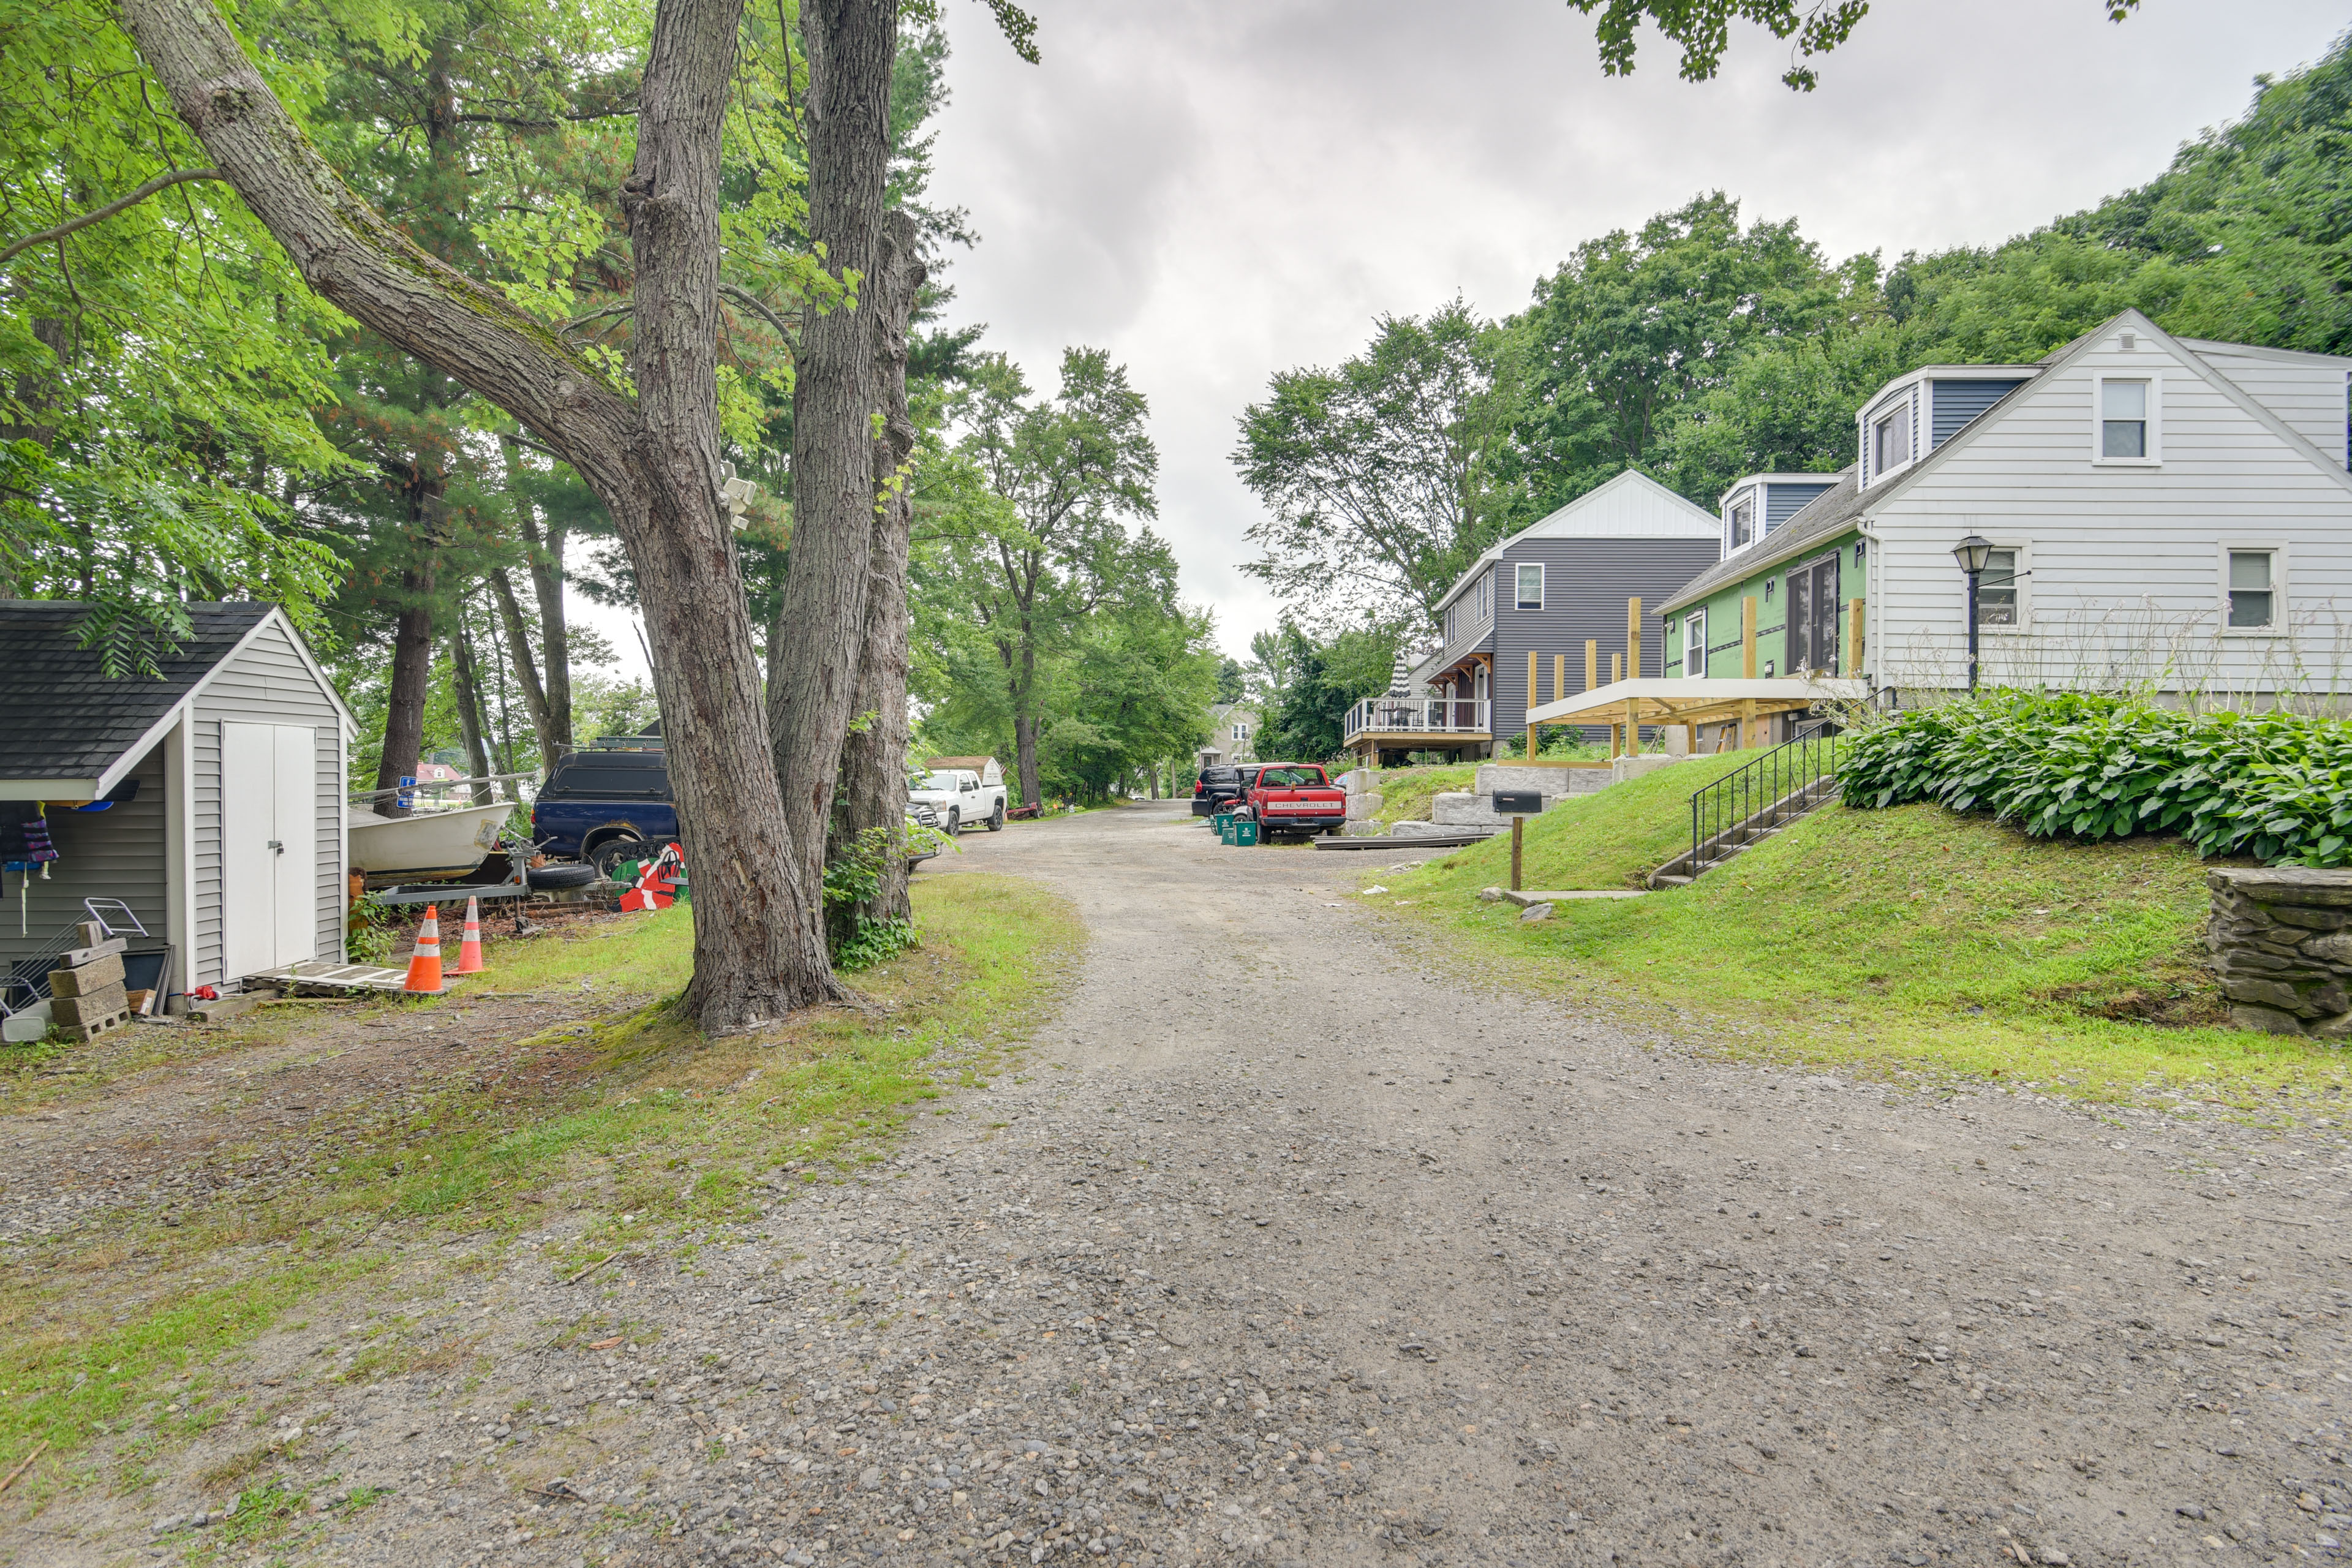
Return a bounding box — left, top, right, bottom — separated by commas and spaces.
403, 904, 447, 995
454, 895, 486, 974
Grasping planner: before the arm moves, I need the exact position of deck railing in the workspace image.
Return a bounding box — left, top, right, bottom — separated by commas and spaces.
1343, 697, 1490, 739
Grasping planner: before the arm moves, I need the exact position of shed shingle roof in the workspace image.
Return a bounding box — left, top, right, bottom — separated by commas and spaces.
0, 601, 273, 785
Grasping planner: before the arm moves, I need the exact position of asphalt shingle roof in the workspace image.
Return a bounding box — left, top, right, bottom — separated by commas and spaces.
0, 601, 271, 783
1657, 467, 1869, 614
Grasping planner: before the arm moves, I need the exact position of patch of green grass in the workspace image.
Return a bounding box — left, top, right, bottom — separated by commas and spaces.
1405, 752, 1755, 889
1381, 798, 2352, 1109
1364, 764, 1477, 826
0, 873, 1078, 1498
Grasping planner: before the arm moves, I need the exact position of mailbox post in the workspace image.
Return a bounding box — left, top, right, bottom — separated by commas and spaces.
1491, 789, 1544, 892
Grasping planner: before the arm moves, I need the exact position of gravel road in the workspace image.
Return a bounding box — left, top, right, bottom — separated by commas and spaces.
32, 802, 2352, 1568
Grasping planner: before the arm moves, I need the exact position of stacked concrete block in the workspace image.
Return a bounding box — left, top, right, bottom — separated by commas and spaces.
2205, 867, 2352, 1038
1430, 763, 1613, 826
47, 922, 130, 1042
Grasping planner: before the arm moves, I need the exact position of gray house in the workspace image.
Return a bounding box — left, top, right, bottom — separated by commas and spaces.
0, 602, 353, 999
1344, 471, 1722, 763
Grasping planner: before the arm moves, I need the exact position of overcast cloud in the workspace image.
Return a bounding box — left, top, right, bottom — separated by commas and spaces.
889, 0, 2348, 663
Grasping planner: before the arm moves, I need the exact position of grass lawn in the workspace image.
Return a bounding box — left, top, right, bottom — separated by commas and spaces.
0, 871, 1077, 1499
1376, 786, 2352, 1113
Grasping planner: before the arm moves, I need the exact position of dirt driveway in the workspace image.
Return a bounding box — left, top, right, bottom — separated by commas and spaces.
17, 803, 2352, 1568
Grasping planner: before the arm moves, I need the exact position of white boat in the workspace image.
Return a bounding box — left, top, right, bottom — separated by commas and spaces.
347, 801, 514, 886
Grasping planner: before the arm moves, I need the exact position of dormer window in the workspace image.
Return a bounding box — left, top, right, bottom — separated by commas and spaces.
1871, 403, 1912, 477
1728, 497, 1754, 550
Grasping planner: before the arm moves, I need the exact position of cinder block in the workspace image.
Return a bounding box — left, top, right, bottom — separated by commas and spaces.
48, 952, 125, 997
51, 984, 129, 1026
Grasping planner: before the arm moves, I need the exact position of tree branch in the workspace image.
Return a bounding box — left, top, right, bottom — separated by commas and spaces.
0, 168, 223, 266
112, 0, 641, 477
718, 282, 797, 348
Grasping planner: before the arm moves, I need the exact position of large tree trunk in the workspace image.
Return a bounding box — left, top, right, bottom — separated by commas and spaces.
374, 562, 436, 815
1014, 704, 1041, 811
449, 613, 497, 804
116, 0, 843, 1029
827, 211, 924, 938
766, 0, 899, 907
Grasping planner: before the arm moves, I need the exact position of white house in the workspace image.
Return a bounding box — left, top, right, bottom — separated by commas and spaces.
1657, 309, 2352, 714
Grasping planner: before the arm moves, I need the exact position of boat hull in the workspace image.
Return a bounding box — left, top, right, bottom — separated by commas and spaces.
348, 802, 513, 888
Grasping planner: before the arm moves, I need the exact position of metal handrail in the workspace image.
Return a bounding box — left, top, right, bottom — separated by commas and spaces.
1686, 721, 1841, 876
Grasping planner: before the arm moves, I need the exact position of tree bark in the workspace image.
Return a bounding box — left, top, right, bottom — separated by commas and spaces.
374, 562, 436, 815
828, 211, 924, 937
500, 435, 573, 752
1014, 703, 1041, 811
766, 0, 900, 907
486, 565, 559, 767
115, 0, 843, 1028
449, 613, 497, 804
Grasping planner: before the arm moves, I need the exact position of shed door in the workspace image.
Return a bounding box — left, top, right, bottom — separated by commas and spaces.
221, 722, 318, 978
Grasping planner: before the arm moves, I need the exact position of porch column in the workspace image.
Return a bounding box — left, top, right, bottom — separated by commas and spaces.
1625, 698, 1642, 758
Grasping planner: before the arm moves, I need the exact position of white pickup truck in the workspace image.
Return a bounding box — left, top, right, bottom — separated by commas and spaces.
909, 756, 1008, 832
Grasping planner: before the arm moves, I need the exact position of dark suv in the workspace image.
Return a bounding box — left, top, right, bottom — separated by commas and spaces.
1192, 764, 1261, 816
532, 739, 677, 875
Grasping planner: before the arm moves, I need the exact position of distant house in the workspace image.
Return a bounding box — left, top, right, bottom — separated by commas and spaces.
1344, 470, 1722, 764
1657, 309, 2352, 741
1199, 703, 1259, 768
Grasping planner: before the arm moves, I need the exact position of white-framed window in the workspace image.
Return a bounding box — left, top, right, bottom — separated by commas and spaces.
1727, 494, 1755, 551
1232, 723, 1250, 743
1444, 601, 1456, 643
1977, 548, 2024, 628
2092, 374, 2161, 464
1868, 393, 1913, 480
1475, 573, 1491, 622
2223, 546, 2281, 631
1683, 608, 1707, 679
1515, 562, 1543, 610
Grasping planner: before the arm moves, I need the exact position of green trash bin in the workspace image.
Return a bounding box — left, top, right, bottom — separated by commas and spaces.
1213, 812, 1234, 842
1234, 818, 1260, 846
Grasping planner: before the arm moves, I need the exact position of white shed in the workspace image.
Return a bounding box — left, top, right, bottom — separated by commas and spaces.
0, 601, 353, 1003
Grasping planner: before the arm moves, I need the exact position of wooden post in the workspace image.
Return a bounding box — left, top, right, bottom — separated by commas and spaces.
1611, 652, 1623, 685
1626, 596, 1643, 680
1625, 698, 1642, 758
1741, 697, 1759, 750
1553, 653, 1566, 703
1848, 597, 1866, 675
1585, 639, 1598, 692
1510, 816, 1523, 892
1526, 650, 1539, 757
1742, 596, 1758, 680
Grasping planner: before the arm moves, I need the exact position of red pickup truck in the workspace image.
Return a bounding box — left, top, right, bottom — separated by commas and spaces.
1238, 763, 1350, 842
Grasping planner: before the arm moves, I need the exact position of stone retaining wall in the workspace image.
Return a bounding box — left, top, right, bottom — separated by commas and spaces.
2206, 867, 2352, 1038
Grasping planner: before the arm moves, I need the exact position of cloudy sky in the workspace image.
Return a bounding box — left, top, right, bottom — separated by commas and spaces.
896, 0, 2350, 663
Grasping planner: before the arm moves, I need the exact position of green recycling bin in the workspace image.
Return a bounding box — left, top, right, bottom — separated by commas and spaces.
1213, 812, 1235, 841
1233, 818, 1260, 846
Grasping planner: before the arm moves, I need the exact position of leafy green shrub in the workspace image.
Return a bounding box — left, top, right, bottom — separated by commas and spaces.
1841, 690, 2352, 865
823, 825, 922, 970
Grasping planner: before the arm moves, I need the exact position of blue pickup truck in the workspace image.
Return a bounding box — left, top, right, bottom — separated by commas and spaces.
530, 737, 678, 876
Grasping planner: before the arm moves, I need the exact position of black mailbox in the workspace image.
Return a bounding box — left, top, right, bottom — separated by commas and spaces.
1490, 790, 1544, 815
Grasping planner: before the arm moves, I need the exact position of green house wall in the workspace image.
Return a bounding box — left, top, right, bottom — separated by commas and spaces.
1662, 530, 1866, 678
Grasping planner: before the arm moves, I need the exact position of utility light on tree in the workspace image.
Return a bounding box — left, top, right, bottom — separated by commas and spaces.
719, 463, 760, 531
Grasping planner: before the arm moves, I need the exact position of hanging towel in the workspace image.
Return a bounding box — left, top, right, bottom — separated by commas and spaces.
20, 808, 57, 867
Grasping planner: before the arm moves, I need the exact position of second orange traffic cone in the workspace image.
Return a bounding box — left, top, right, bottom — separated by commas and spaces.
403, 904, 447, 995
454, 895, 486, 974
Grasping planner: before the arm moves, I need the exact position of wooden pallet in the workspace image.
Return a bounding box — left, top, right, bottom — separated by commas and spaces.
246, 960, 448, 996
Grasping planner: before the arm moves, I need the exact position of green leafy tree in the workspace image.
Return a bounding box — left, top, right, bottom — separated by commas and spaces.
1234, 300, 1509, 636
1251, 622, 1397, 766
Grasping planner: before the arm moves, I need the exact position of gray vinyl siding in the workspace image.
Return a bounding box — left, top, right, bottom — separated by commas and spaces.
1494, 537, 1720, 736
1931, 380, 2025, 447
0, 745, 167, 970
189, 619, 346, 985
1763, 482, 1834, 532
